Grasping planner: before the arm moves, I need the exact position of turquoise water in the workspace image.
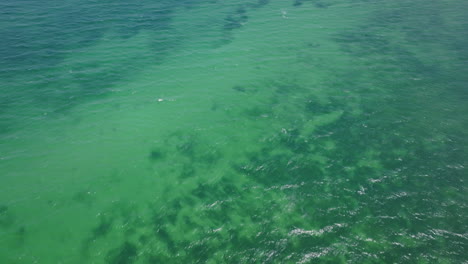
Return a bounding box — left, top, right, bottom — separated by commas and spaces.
1, 0, 467, 263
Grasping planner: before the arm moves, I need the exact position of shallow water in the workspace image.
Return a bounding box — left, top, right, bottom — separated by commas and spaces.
1, 0, 467, 263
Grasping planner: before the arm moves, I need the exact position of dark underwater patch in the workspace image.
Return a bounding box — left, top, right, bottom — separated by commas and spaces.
15, 226, 27, 245
278, 127, 311, 154
305, 96, 336, 115
148, 149, 165, 161
252, 0, 270, 8
293, 0, 303, 6
272, 81, 304, 95
0, 205, 7, 214
91, 216, 113, 239
292, 0, 330, 8
243, 105, 270, 119
313, 1, 330, 8
218, 1, 273, 46
163, 131, 221, 167
223, 14, 248, 31
179, 163, 196, 179
72, 190, 96, 207
0, 205, 14, 228
106, 241, 138, 264
232, 85, 247, 92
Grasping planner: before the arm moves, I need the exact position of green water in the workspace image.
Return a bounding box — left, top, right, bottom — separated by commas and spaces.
1, 0, 467, 263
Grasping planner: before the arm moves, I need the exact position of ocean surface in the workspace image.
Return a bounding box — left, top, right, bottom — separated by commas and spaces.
1, 0, 467, 263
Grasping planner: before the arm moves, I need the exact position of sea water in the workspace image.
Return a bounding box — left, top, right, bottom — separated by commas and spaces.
0, 0, 467, 263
